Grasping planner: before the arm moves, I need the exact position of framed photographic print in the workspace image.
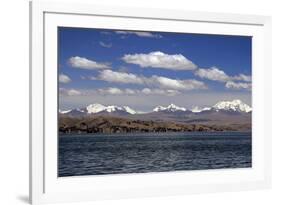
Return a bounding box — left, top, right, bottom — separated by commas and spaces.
30, 1, 272, 204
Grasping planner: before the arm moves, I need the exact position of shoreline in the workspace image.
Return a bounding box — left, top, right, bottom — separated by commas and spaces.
59, 130, 252, 137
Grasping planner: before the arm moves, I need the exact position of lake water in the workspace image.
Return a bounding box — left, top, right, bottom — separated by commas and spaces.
58, 132, 252, 177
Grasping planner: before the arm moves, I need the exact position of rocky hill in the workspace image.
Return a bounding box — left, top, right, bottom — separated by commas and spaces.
59, 115, 251, 134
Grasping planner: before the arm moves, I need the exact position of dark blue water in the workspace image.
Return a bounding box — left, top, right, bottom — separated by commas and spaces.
58, 132, 252, 177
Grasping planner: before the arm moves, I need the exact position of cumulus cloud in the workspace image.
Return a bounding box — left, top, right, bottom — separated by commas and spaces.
124, 88, 137, 95
141, 88, 155, 95
122, 51, 197, 70
97, 87, 124, 95
97, 87, 181, 96
59, 74, 71, 83
225, 81, 251, 90
96, 70, 207, 91
59, 87, 181, 97
232, 74, 251, 82
99, 41, 112, 48
141, 88, 180, 96
194, 67, 230, 82
98, 70, 144, 84
148, 75, 207, 90
115, 31, 162, 38
59, 88, 81, 96
195, 67, 251, 83
68, 56, 111, 70
98, 88, 143, 95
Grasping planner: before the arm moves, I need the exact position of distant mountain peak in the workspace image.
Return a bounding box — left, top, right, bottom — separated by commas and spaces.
153, 103, 186, 112
123, 106, 137, 114
59, 109, 72, 114
153, 105, 166, 112
61, 103, 138, 115
190, 106, 211, 113
86, 103, 107, 114
212, 99, 252, 113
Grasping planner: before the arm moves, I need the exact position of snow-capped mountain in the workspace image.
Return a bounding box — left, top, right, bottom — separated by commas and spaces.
59, 108, 86, 114
58, 108, 86, 117
60, 103, 137, 115
190, 106, 211, 113
122, 106, 137, 114
86, 103, 137, 114
59, 109, 72, 114
59, 100, 251, 127
190, 100, 251, 113
59, 100, 252, 117
212, 99, 252, 113
153, 105, 167, 112
86, 103, 107, 114
153, 103, 186, 112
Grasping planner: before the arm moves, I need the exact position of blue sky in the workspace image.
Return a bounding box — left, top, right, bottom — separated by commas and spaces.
58, 27, 252, 111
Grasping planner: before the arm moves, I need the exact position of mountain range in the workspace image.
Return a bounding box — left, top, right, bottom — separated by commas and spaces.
60, 99, 251, 116
59, 99, 251, 128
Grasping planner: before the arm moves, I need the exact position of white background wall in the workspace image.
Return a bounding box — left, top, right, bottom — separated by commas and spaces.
0, 0, 280, 204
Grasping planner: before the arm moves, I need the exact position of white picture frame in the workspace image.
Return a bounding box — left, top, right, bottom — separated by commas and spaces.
30, 1, 272, 204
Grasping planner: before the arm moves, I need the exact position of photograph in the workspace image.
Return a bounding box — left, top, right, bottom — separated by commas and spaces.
58, 27, 252, 177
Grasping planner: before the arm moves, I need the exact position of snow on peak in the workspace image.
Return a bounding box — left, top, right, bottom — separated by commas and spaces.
86, 103, 107, 114
166, 103, 186, 112
61, 100, 251, 115
153, 106, 166, 112
191, 106, 211, 113
104, 105, 122, 113
59, 108, 85, 114
123, 106, 137, 114
59, 109, 71, 114
153, 104, 186, 112
86, 103, 137, 114
212, 99, 252, 112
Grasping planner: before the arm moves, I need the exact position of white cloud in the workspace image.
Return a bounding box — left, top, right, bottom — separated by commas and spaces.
225, 81, 251, 90
96, 70, 207, 91
122, 51, 197, 70
96, 87, 181, 96
68, 56, 111, 70
99, 41, 112, 48
148, 75, 207, 90
232, 74, 251, 82
98, 88, 139, 95
195, 67, 252, 83
67, 89, 82, 96
98, 87, 124, 95
60, 87, 181, 97
124, 88, 137, 95
194, 67, 230, 82
141, 88, 154, 95
59, 88, 81, 96
98, 70, 144, 84
166, 90, 181, 96
141, 88, 180, 96
59, 74, 71, 83
115, 31, 162, 38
